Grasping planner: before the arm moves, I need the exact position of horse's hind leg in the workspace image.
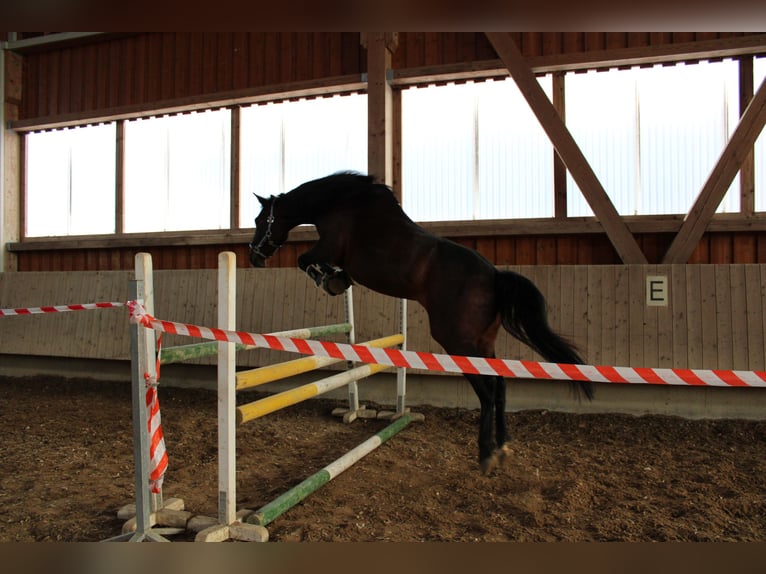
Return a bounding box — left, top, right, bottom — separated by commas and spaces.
464, 373, 498, 474
494, 376, 512, 465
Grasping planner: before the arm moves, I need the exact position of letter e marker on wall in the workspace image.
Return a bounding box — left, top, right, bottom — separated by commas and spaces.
646, 275, 668, 307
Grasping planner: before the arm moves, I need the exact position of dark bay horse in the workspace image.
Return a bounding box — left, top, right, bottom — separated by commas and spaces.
249, 172, 593, 474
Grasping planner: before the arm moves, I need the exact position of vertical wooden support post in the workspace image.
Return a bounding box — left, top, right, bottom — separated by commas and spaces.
1, 49, 23, 272
343, 287, 359, 418
367, 32, 396, 185
134, 253, 161, 512
217, 251, 237, 526
552, 71, 568, 219
396, 298, 407, 416
739, 56, 755, 215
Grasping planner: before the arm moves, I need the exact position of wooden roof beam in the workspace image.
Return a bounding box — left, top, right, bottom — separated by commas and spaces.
486, 32, 647, 264
661, 74, 766, 264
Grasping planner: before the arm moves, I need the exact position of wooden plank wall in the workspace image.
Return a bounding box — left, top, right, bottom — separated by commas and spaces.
18, 33, 751, 122
1, 265, 765, 373
14, 230, 766, 272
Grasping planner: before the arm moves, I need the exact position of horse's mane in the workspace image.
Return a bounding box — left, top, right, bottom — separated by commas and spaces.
287, 171, 400, 213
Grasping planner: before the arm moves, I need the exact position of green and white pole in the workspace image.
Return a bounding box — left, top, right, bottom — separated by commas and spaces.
246, 413, 413, 527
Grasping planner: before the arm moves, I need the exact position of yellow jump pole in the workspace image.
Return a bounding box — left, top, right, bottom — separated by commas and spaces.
237, 363, 391, 425
235, 333, 404, 391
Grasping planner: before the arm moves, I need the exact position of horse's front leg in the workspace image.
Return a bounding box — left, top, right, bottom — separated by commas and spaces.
298, 248, 352, 296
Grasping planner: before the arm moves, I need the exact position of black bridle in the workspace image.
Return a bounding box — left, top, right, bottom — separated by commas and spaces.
248, 196, 281, 260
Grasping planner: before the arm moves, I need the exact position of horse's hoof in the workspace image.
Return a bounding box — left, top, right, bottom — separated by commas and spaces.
497, 443, 513, 465
480, 453, 499, 475
323, 271, 351, 296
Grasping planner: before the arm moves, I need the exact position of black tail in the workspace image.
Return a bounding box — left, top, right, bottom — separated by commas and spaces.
496, 270, 594, 401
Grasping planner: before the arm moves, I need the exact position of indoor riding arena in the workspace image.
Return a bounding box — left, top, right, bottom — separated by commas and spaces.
2, 31, 766, 545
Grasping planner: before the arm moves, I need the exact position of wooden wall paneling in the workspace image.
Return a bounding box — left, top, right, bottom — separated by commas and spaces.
131, 35, 147, 105
522, 32, 543, 58
70, 45, 84, 113
585, 33, 606, 52
545, 265, 562, 333
440, 33, 458, 64
24, 50, 39, 117
744, 265, 765, 370
729, 264, 750, 369
424, 33, 441, 66
279, 33, 295, 84
236, 268, 261, 366
201, 33, 218, 96
555, 237, 577, 265
734, 234, 757, 263
715, 265, 734, 369
562, 33, 585, 54
670, 264, 688, 369
217, 33, 234, 91
572, 266, 589, 364
655, 264, 674, 367
684, 265, 703, 369
515, 237, 536, 264
118, 36, 134, 107
0, 273, 36, 353
600, 265, 617, 367
145, 34, 162, 103
641, 264, 659, 368
78, 271, 98, 357
541, 33, 563, 57
586, 266, 603, 364
627, 33, 650, 49
613, 265, 631, 366
558, 265, 576, 349
494, 238, 514, 265
628, 265, 644, 367
710, 233, 733, 263
475, 237, 495, 263
699, 265, 719, 369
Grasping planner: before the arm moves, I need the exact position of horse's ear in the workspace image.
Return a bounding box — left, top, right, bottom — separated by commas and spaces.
254, 194, 268, 206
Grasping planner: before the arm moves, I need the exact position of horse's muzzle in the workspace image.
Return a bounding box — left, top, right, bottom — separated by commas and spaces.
249, 252, 267, 268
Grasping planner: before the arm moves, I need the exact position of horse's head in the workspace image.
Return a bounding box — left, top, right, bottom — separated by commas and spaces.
248, 195, 290, 268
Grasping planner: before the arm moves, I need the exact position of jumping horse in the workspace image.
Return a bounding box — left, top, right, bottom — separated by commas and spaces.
249, 172, 593, 474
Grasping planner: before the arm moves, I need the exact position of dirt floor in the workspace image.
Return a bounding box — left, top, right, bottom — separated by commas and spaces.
1, 375, 766, 543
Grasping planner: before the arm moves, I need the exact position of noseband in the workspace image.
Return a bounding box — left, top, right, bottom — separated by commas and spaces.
249, 197, 281, 259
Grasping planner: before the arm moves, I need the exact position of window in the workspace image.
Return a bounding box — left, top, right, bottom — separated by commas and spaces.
123, 109, 231, 233
239, 94, 367, 227
401, 77, 554, 221
402, 60, 743, 221
25, 123, 116, 237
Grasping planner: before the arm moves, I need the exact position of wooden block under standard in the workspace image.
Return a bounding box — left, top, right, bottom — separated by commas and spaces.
155, 509, 193, 528
195, 524, 231, 542
187, 515, 218, 533
229, 522, 269, 542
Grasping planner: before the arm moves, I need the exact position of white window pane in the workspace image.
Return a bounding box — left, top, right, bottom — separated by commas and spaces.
402, 83, 475, 221
69, 125, 116, 234
124, 110, 231, 232
637, 62, 739, 215
26, 124, 115, 237
239, 94, 367, 228
477, 77, 554, 219
566, 69, 638, 217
